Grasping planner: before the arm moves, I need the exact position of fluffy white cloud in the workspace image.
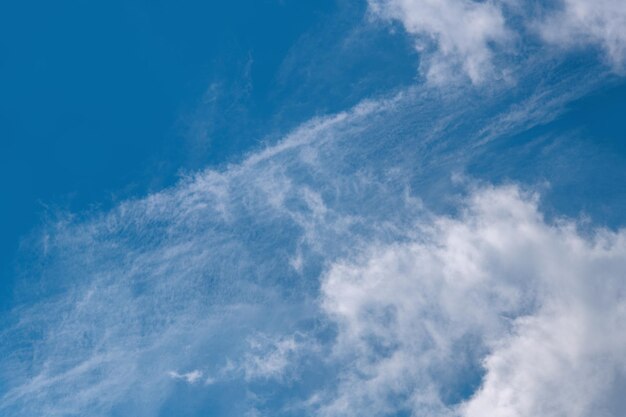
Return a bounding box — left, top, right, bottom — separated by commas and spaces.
370, 0, 626, 83
319, 185, 626, 417
368, 0, 511, 84
539, 0, 626, 71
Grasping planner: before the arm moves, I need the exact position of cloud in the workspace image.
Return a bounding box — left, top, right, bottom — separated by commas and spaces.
316, 185, 626, 417
0, 54, 616, 417
538, 0, 626, 71
168, 370, 203, 384
0, 94, 402, 417
368, 0, 512, 84
369, 0, 626, 84
238, 333, 315, 382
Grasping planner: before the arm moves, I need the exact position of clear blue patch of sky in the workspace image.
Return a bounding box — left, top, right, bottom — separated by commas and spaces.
467, 77, 626, 228
0, 0, 418, 307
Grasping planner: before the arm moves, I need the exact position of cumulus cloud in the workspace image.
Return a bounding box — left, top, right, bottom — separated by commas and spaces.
368, 0, 512, 84
317, 185, 626, 417
369, 0, 626, 83
538, 0, 626, 71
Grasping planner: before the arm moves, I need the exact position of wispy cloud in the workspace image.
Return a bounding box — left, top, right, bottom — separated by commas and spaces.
238, 333, 316, 382
0, 42, 620, 417
168, 370, 204, 384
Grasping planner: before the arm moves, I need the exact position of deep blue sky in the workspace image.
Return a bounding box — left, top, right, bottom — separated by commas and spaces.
0, 0, 417, 300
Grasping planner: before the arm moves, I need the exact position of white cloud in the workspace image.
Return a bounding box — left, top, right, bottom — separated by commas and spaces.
0, 94, 398, 417
318, 185, 626, 417
239, 333, 313, 382
0, 58, 615, 417
369, 0, 626, 84
168, 370, 203, 384
538, 0, 626, 71
368, 0, 512, 84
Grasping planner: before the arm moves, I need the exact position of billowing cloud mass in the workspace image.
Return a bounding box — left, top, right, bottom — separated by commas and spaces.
320, 185, 626, 417
369, 0, 626, 82
539, 0, 626, 71
368, 0, 511, 84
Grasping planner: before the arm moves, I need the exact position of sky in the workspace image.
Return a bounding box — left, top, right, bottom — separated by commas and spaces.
1, 1, 626, 416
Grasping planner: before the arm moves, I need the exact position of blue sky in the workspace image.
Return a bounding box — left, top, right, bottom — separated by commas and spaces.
1, 1, 626, 416
0, 1, 415, 294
